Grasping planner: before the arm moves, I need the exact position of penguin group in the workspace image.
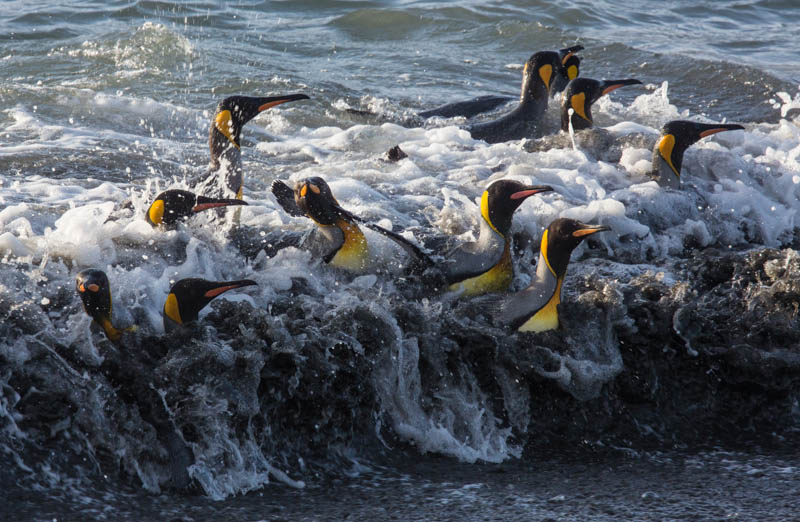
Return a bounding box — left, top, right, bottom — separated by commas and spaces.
78, 42, 746, 342
69, 42, 745, 490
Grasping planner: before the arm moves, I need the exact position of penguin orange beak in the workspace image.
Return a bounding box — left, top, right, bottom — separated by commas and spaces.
510, 185, 554, 200
600, 79, 642, 96
257, 93, 310, 112
698, 124, 744, 138
203, 280, 257, 298
191, 195, 249, 213
572, 224, 611, 237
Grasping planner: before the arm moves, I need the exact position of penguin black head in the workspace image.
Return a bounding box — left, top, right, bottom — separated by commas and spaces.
76, 268, 122, 342
560, 78, 642, 132
653, 120, 745, 181
294, 177, 349, 226
145, 189, 248, 227
551, 45, 584, 93
482, 180, 554, 237
210, 94, 309, 151
163, 278, 257, 333
520, 51, 566, 103
541, 218, 609, 279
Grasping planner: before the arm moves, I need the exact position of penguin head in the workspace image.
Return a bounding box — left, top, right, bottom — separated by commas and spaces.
540, 218, 609, 278
481, 180, 554, 237
520, 51, 565, 101
210, 93, 310, 150
561, 78, 642, 132
145, 189, 248, 227
76, 268, 123, 342
653, 120, 745, 179
551, 45, 584, 93
294, 177, 348, 226
163, 278, 257, 333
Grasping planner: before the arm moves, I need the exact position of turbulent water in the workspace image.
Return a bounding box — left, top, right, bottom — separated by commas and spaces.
2, 1, 800, 520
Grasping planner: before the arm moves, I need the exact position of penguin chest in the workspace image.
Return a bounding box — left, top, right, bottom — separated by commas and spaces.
449, 244, 513, 296
518, 278, 563, 333
330, 220, 369, 271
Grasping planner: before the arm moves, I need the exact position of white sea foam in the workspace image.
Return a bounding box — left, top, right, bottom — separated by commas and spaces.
2, 75, 800, 494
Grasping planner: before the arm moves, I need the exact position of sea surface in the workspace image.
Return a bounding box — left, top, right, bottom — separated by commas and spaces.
2, 1, 800, 520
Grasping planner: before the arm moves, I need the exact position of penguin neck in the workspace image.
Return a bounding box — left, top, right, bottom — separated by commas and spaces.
651, 150, 681, 189
477, 213, 508, 252
209, 144, 243, 197
519, 78, 549, 118
531, 245, 559, 290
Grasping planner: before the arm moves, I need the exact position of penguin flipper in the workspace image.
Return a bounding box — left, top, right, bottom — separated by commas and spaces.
271, 180, 305, 217
360, 221, 435, 274
443, 241, 504, 285
419, 95, 513, 119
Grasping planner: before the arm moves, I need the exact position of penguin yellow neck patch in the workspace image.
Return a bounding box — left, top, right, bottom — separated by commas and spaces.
518, 277, 563, 333
331, 219, 368, 271
538, 64, 553, 90
570, 93, 588, 121
567, 64, 578, 80
480, 191, 502, 237
448, 242, 513, 296
539, 229, 556, 277
148, 200, 165, 225
215, 110, 239, 149
657, 134, 679, 177
164, 292, 182, 325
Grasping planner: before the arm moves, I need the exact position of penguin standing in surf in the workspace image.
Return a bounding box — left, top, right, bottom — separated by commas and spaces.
560, 78, 643, 132
194, 94, 309, 201
444, 180, 553, 296
492, 218, 609, 332
650, 120, 744, 189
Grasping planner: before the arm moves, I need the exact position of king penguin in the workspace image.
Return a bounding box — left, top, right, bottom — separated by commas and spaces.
493, 218, 609, 332
445, 180, 553, 296
195, 94, 309, 200
561, 78, 642, 132
419, 45, 583, 120
145, 189, 248, 228
651, 120, 744, 189
271, 177, 432, 273
163, 278, 257, 333
76, 268, 129, 343
466, 47, 580, 143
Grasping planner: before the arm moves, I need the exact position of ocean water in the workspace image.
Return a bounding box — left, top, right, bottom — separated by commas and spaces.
2, 1, 800, 520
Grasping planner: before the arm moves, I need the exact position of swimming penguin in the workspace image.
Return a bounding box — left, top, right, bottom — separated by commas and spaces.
445, 180, 553, 296
75, 268, 194, 489
550, 49, 582, 94
466, 47, 581, 143
163, 278, 257, 333
493, 218, 609, 332
419, 45, 583, 120
145, 189, 249, 227
561, 78, 642, 132
76, 268, 129, 342
651, 120, 744, 189
195, 94, 309, 200
271, 177, 432, 273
